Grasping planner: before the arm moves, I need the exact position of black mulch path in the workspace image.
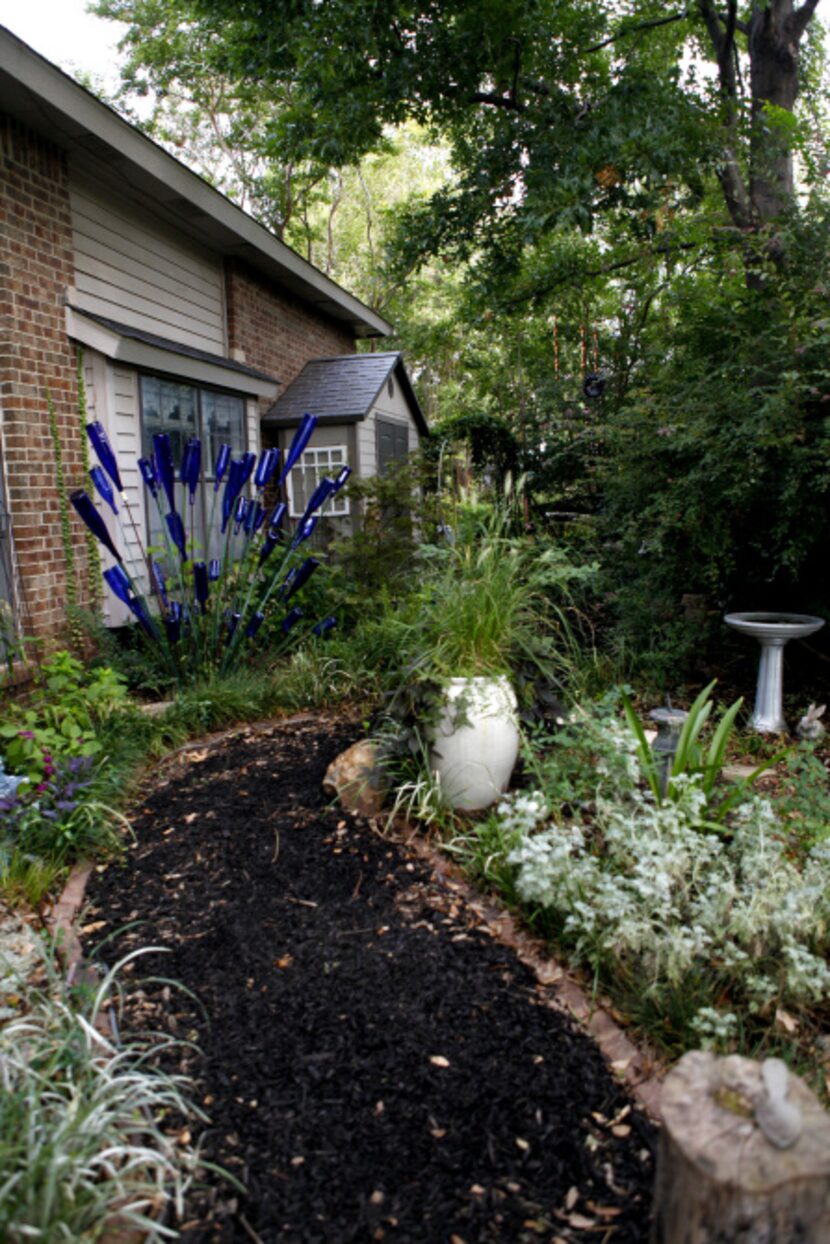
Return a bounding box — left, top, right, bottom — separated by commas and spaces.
82, 716, 656, 1243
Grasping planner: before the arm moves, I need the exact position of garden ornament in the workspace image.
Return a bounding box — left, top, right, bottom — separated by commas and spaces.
649, 704, 688, 797
796, 703, 826, 742
724, 612, 826, 733
582, 372, 605, 399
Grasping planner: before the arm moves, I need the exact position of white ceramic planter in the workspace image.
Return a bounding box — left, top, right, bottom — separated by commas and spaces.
429, 675, 519, 811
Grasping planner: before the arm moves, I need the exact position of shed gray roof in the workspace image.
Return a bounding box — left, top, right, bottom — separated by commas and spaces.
262, 352, 428, 436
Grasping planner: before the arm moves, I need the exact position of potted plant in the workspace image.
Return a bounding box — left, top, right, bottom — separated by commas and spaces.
391, 503, 590, 811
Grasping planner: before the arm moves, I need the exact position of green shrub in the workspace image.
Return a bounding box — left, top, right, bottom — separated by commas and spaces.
0, 652, 128, 784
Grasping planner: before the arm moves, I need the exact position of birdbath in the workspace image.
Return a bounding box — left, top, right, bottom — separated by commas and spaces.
724, 612, 825, 733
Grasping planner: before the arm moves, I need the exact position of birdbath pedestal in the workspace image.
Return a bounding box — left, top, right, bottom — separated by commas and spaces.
724, 612, 825, 733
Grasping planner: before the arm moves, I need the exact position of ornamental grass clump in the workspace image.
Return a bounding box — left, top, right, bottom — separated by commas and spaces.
0, 954, 204, 1242
70, 414, 348, 686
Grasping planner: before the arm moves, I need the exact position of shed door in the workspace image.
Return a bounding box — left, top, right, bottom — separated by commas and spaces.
376, 418, 409, 476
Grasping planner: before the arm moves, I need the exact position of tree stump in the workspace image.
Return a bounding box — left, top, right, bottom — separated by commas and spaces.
651, 1050, 830, 1243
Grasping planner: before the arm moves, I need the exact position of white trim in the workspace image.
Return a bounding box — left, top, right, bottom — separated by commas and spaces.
66, 307, 279, 399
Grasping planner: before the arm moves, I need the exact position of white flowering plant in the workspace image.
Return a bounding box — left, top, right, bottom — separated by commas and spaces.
465, 704, 830, 1054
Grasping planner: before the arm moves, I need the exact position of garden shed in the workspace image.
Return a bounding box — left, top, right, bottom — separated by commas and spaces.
262, 351, 427, 536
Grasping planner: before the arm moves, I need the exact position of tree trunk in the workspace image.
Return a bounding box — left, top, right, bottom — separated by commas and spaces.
651, 1051, 830, 1244
748, 4, 799, 227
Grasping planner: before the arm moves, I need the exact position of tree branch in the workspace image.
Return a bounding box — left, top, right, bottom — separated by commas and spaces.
791, 0, 822, 40
468, 90, 527, 112
585, 9, 690, 54
503, 241, 702, 306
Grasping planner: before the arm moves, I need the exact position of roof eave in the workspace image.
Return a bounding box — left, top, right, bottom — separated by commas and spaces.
0, 25, 393, 339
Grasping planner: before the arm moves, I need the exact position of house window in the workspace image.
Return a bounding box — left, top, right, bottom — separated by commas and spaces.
140, 374, 247, 557
287, 446, 349, 518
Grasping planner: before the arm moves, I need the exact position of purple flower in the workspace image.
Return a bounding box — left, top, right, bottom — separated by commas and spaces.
18, 730, 34, 740
90, 466, 118, 515
86, 421, 123, 493
70, 490, 122, 562
153, 433, 177, 514
279, 413, 317, 485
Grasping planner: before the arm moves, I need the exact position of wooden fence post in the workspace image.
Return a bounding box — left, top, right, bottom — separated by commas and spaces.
651, 1050, 830, 1243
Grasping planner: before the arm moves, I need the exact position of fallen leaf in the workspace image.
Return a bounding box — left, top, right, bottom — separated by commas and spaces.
80, 920, 107, 934
370, 1190, 384, 1205
775, 1007, 799, 1035
611, 1125, 631, 1138
586, 1202, 622, 1219
565, 1187, 579, 1211
290, 1156, 305, 1166
429, 1055, 450, 1068
430, 1127, 446, 1139
274, 955, 294, 969
470, 1184, 485, 1196
567, 1213, 596, 1229
515, 1137, 530, 1151
183, 812, 198, 824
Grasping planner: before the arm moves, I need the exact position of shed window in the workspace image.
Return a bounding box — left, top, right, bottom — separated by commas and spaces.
287, 446, 349, 518
140, 374, 247, 557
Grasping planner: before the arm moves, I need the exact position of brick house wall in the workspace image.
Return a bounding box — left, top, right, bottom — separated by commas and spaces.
0, 113, 88, 642
225, 258, 355, 409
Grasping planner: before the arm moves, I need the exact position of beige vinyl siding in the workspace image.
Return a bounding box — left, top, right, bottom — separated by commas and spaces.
355, 416, 376, 479
70, 176, 226, 355
372, 376, 420, 454
83, 351, 146, 627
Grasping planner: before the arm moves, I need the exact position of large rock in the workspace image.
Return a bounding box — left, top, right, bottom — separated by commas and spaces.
323, 741, 386, 816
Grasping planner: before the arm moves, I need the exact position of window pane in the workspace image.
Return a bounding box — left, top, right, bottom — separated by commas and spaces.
140, 377, 197, 467
288, 447, 349, 518
203, 391, 245, 476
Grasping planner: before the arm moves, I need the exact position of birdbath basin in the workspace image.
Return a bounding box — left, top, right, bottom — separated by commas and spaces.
724, 612, 825, 733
